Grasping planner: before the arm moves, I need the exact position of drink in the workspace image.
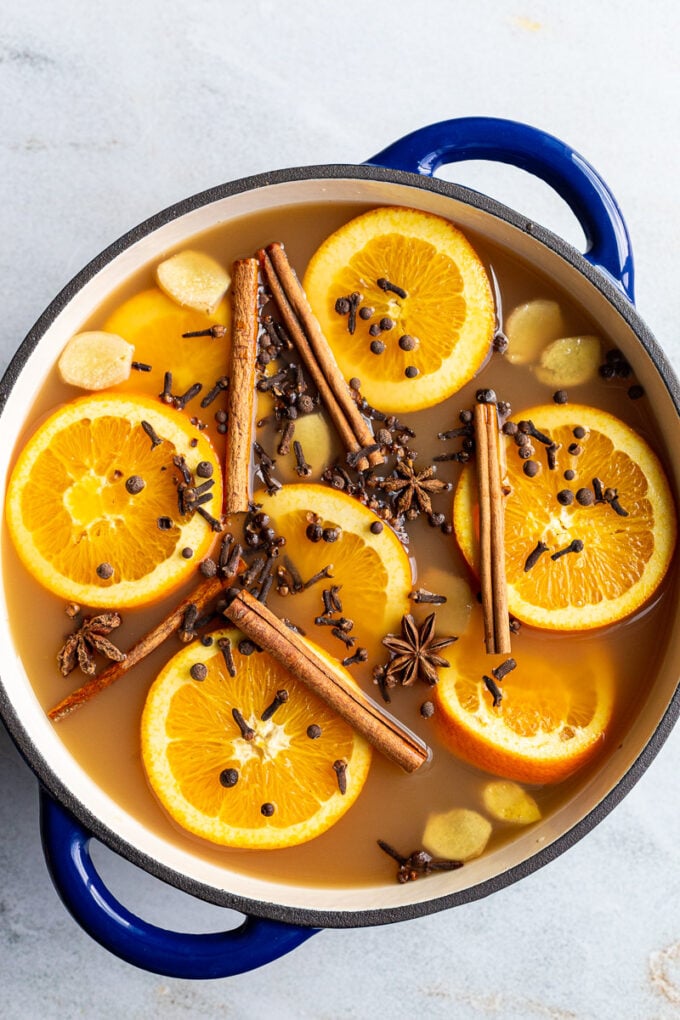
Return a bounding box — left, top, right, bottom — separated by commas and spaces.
3, 199, 676, 889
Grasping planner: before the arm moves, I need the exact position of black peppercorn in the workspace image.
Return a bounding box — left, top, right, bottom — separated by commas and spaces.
576, 488, 595, 506
219, 768, 239, 788
306, 522, 323, 542
398, 334, 417, 351
200, 557, 217, 577
125, 475, 145, 494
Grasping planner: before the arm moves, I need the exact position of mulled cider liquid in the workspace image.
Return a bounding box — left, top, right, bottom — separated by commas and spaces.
3, 200, 676, 888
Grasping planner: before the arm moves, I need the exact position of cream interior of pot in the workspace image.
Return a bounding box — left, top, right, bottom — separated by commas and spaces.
1, 175, 678, 921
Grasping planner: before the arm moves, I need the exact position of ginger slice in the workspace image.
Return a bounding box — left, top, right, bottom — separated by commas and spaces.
505, 299, 568, 365
275, 412, 338, 484
155, 250, 230, 314
534, 335, 601, 387
482, 780, 541, 825
422, 807, 492, 861
58, 331, 134, 390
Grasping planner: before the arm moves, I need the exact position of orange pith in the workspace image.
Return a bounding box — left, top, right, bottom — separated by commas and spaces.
5, 394, 222, 608
454, 403, 676, 630
303, 206, 495, 413
141, 628, 371, 848
435, 610, 614, 784
257, 483, 413, 661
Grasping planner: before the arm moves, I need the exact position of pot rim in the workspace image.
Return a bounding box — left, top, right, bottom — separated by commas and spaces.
1, 162, 679, 929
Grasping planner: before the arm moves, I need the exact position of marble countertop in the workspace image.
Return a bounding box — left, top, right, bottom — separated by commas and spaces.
2, 2, 679, 1016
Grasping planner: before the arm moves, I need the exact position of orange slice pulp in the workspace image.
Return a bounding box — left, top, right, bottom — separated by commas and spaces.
454, 403, 676, 630
303, 206, 495, 413
104, 287, 230, 450
257, 483, 413, 662
5, 394, 222, 608
435, 610, 614, 784
141, 628, 371, 848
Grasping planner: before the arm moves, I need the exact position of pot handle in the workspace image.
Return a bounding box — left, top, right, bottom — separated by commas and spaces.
39, 790, 318, 979
366, 117, 635, 303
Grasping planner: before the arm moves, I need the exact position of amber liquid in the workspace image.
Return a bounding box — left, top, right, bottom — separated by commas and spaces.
3, 201, 676, 888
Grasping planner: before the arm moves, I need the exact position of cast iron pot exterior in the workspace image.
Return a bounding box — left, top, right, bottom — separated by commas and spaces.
1, 119, 678, 979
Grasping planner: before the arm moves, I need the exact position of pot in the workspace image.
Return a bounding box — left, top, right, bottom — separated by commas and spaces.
1, 117, 678, 980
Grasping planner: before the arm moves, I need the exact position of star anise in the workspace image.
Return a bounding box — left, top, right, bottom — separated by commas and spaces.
57, 612, 126, 677
382, 612, 457, 687
380, 459, 451, 518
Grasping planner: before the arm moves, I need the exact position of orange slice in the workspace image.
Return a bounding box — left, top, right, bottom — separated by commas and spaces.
5, 394, 222, 608
258, 483, 413, 661
435, 610, 614, 783
303, 206, 495, 413
141, 628, 371, 848
104, 287, 230, 447
454, 403, 676, 630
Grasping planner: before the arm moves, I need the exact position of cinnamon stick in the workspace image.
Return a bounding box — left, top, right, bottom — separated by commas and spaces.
474, 403, 511, 655
223, 589, 429, 773
225, 258, 259, 514
486, 408, 511, 653
48, 576, 230, 722
258, 243, 383, 471
475, 403, 494, 653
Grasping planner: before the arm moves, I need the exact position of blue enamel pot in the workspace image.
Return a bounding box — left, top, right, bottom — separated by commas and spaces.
1, 118, 678, 979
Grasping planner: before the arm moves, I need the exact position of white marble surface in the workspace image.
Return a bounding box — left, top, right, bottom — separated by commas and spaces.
2, 2, 680, 1016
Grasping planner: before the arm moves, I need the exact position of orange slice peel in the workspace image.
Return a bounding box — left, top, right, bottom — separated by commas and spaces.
5, 393, 222, 608
303, 206, 495, 413
257, 483, 413, 661
104, 287, 230, 449
141, 628, 371, 849
435, 611, 614, 784
454, 403, 676, 630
